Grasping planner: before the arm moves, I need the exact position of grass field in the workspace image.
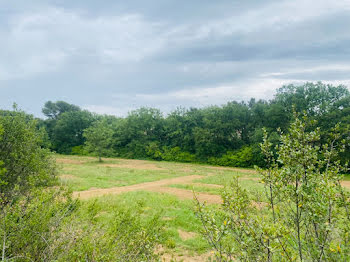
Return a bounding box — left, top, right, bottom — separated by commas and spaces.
56, 154, 262, 260
56, 154, 349, 261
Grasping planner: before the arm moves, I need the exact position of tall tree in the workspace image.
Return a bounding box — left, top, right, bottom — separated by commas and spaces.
42, 101, 81, 119
51, 110, 95, 154
83, 120, 114, 162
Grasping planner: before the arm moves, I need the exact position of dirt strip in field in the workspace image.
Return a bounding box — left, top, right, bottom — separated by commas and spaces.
73, 172, 350, 204
73, 175, 224, 203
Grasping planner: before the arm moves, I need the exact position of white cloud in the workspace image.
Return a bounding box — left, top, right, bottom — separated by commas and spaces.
260, 64, 350, 78
83, 104, 134, 116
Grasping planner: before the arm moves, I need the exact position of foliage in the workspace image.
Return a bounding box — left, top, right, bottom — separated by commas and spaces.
161, 146, 197, 162
42, 100, 80, 119
208, 146, 258, 168
146, 144, 197, 162
0, 108, 162, 261
0, 188, 77, 261
0, 108, 57, 203
0, 188, 162, 262
83, 120, 114, 161
71, 145, 89, 155
35, 82, 350, 168
195, 113, 350, 261
51, 110, 95, 154
51, 199, 162, 262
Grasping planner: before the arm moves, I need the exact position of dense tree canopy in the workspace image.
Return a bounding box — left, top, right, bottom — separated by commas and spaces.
38, 82, 349, 168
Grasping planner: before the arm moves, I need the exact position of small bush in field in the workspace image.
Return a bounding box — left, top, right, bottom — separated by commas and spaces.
52, 200, 162, 262
196, 113, 350, 261
208, 146, 255, 168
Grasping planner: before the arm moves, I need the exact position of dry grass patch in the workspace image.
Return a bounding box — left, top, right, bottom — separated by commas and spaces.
56, 158, 85, 164
177, 229, 197, 241
60, 174, 77, 180
101, 163, 163, 170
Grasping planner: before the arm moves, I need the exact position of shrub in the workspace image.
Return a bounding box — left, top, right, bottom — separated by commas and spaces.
0, 108, 162, 261
208, 146, 257, 168
52, 200, 162, 261
71, 145, 88, 155
196, 113, 350, 261
0, 188, 77, 261
161, 146, 197, 163
146, 142, 163, 160
0, 108, 57, 203
0, 189, 162, 261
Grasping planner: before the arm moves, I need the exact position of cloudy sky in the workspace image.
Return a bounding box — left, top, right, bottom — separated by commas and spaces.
1, 0, 350, 117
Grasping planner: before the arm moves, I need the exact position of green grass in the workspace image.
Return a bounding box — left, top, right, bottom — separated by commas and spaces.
57, 155, 210, 191
57, 154, 260, 255
343, 174, 350, 181
57, 155, 257, 191
169, 184, 223, 195
55, 154, 272, 256
60, 164, 177, 191
80, 191, 210, 254
56, 154, 350, 258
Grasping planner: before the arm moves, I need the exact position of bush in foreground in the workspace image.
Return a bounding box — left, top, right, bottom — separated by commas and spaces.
196, 113, 350, 261
0, 108, 161, 261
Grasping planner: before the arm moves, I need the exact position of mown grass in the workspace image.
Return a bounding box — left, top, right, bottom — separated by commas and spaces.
57, 156, 210, 191
57, 155, 258, 192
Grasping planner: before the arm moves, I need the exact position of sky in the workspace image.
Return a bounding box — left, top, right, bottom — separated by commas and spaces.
1, 0, 350, 117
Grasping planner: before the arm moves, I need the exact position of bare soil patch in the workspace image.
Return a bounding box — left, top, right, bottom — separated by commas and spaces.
56, 158, 85, 164
341, 180, 350, 188
181, 167, 194, 173
73, 175, 223, 204
73, 175, 204, 199
160, 250, 213, 262
101, 163, 163, 170
60, 174, 77, 180
177, 229, 197, 241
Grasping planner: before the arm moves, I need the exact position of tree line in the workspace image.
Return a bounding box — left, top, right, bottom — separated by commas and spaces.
34, 82, 349, 167
4, 82, 347, 167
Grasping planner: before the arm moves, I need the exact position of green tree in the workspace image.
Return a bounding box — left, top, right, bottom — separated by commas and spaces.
51, 110, 95, 153
275, 82, 349, 117
0, 108, 56, 203
83, 120, 114, 162
42, 100, 80, 119
196, 113, 350, 261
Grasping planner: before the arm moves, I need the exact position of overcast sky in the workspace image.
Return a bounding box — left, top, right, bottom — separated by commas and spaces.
1, 0, 350, 117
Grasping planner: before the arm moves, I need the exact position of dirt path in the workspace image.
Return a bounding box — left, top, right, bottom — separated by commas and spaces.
72, 167, 350, 204
73, 175, 222, 203
341, 181, 350, 188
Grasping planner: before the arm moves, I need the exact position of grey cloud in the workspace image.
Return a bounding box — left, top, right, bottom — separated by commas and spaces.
0, 0, 349, 116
